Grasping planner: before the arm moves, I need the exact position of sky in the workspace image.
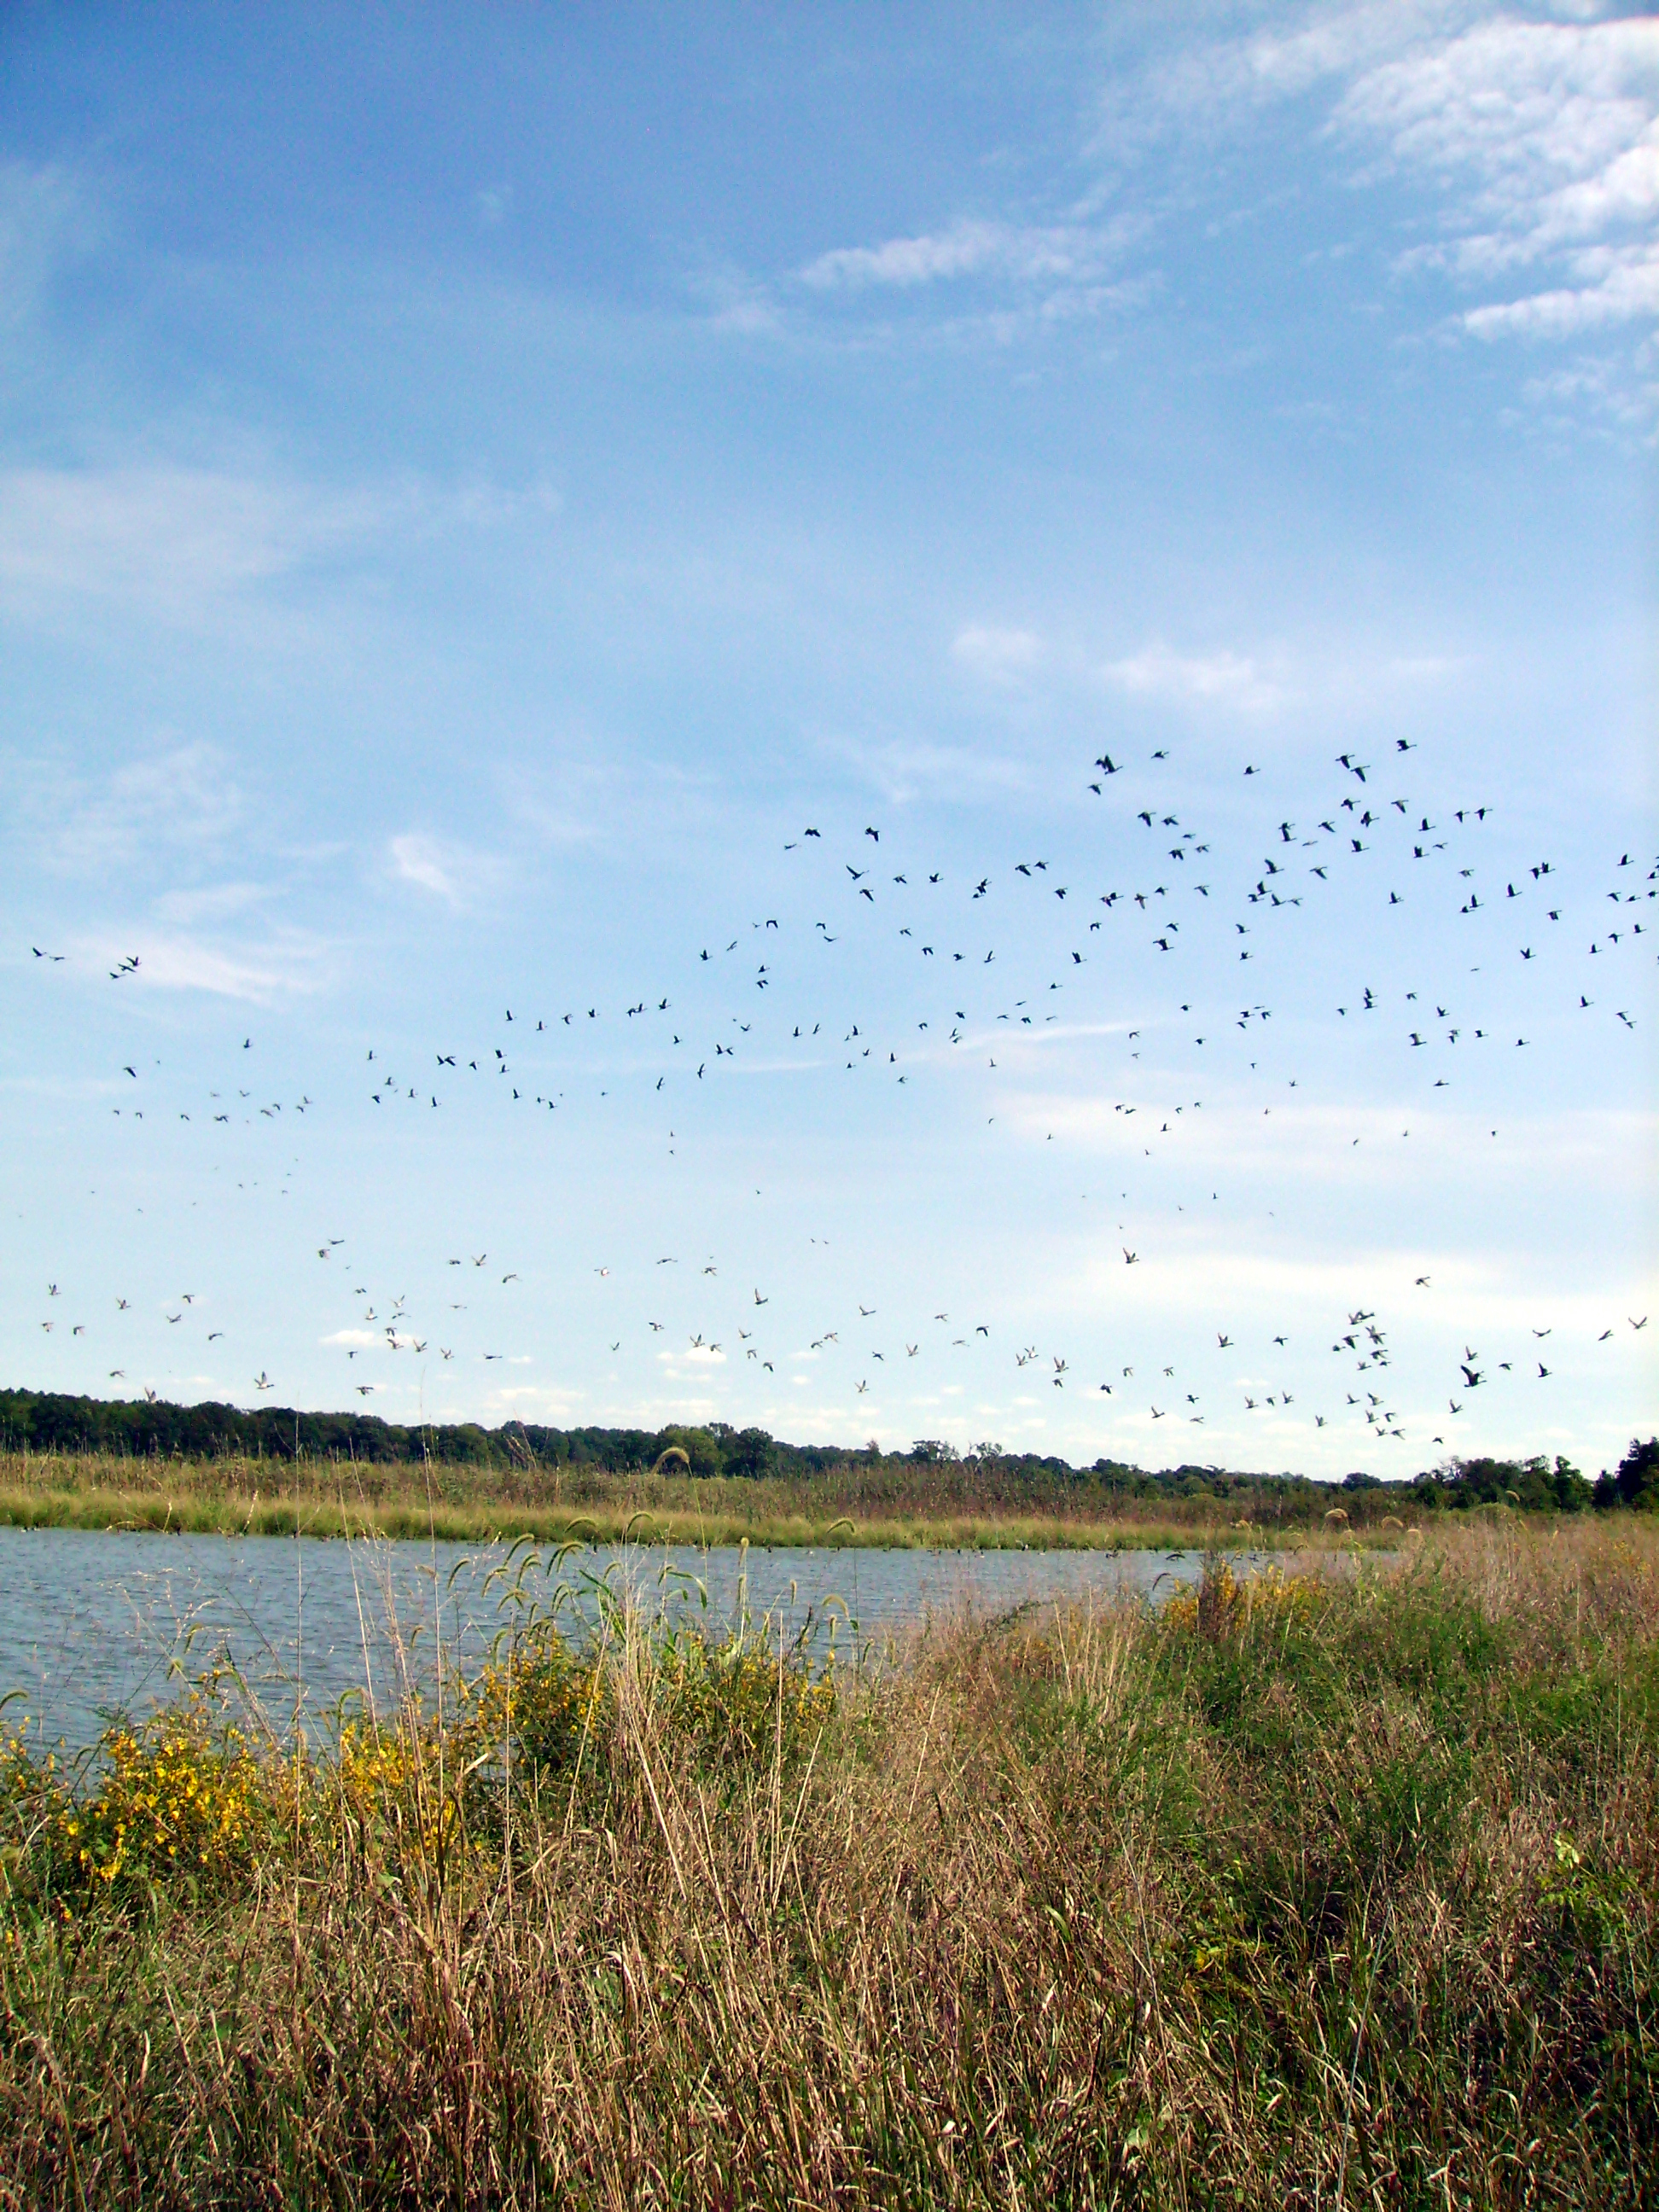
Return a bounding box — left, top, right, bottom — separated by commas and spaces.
1, 1, 1654, 1480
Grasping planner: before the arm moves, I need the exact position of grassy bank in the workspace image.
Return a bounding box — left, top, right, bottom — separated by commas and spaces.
0, 1448, 1409, 1551
1, 1517, 1655, 2206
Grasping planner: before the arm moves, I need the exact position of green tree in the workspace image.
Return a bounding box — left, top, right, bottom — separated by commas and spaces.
1615, 1436, 1659, 1511
655, 1425, 723, 1479
722, 1427, 776, 1481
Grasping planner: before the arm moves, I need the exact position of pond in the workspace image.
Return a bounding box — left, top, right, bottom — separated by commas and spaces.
0, 1525, 1276, 1750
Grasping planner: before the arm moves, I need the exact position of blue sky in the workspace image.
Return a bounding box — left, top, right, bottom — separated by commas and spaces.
1, 2, 1654, 1476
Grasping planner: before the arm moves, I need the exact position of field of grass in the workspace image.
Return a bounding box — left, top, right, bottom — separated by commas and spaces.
0, 1515, 1654, 2206
0, 1447, 1406, 1551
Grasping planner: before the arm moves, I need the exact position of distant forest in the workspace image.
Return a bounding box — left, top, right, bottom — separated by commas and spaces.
2, 1387, 1653, 1516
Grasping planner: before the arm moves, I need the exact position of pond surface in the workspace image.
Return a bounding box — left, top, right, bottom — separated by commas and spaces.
0, 1525, 1272, 1751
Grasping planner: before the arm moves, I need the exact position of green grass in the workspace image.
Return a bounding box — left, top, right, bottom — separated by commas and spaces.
1, 1516, 1655, 2206
0, 1449, 1407, 1551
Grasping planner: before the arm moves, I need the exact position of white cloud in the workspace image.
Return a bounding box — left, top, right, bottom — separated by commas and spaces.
389, 834, 457, 901
1097, 639, 1283, 713
0, 465, 387, 628
804, 218, 1065, 291
387, 832, 509, 909
1330, 15, 1659, 341
1385, 651, 1464, 680
798, 213, 1147, 317
708, 294, 783, 336
1117, 8, 1657, 404
1463, 242, 1659, 335
84, 926, 329, 1002
1105, 2, 1456, 147
474, 1383, 588, 1425
447, 470, 562, 527
1336, 20, 1657, 252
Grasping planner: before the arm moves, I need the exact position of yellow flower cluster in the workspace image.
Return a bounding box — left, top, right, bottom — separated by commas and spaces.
1164, 1562, 1321, 1640
55, 1700, 265, 1893
460, 1636, 606, 1774
0, 1619, 838, 1922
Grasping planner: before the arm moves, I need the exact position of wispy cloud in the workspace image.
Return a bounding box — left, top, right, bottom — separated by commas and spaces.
492, 758, 607, 850
820, 729, 1031, 806
0, 159, 104, 343
79, 924, 330, 1002
387, 832, 510, 909
949, 618, 1472, 726
1336, 20, 1657, 262
794, 211, 1150, 338
474, 1383, 588, 1424
685, 261, 784, 336
801, 218, 1110, 292
0, 458, 559, 636
1518, 350, 1659, 430
0, 463, 386, 631
1097, 639, 1283, 713
35, 742, 247, 870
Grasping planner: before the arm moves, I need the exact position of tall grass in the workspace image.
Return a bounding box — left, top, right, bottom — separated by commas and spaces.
0, 1447, 1405, 1551
1, 1516, 1655, 2206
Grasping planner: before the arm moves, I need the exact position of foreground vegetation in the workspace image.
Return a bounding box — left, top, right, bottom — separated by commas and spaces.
1, 1516, 1655, 2206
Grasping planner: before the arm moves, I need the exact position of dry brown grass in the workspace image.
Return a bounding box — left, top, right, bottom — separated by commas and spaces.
1, 1515, 1655, 2207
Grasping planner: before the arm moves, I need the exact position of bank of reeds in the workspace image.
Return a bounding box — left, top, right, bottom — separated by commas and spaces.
1, 1516, 1655, 2207
0, 1447, 1397, 1551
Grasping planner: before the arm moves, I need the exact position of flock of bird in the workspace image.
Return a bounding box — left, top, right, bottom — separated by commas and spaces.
21, 723, 1656, 1463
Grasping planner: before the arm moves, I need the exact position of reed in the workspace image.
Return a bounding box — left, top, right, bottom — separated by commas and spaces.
1, 1516, 1654, 2206
0, 1448, 1410, 1551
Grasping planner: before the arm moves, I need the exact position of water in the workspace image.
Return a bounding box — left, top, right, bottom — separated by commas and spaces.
0, 1524, 1266, 1751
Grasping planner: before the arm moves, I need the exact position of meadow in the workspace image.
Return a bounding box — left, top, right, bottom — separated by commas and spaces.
0, 1514, 1654, 2207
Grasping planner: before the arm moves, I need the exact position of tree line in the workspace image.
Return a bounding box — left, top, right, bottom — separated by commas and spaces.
1, 1387, 1653, 1515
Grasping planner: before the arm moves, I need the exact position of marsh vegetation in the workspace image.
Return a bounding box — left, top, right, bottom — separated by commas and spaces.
3, 1413, 1644, 1553
1, 1516, 1655, 2206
